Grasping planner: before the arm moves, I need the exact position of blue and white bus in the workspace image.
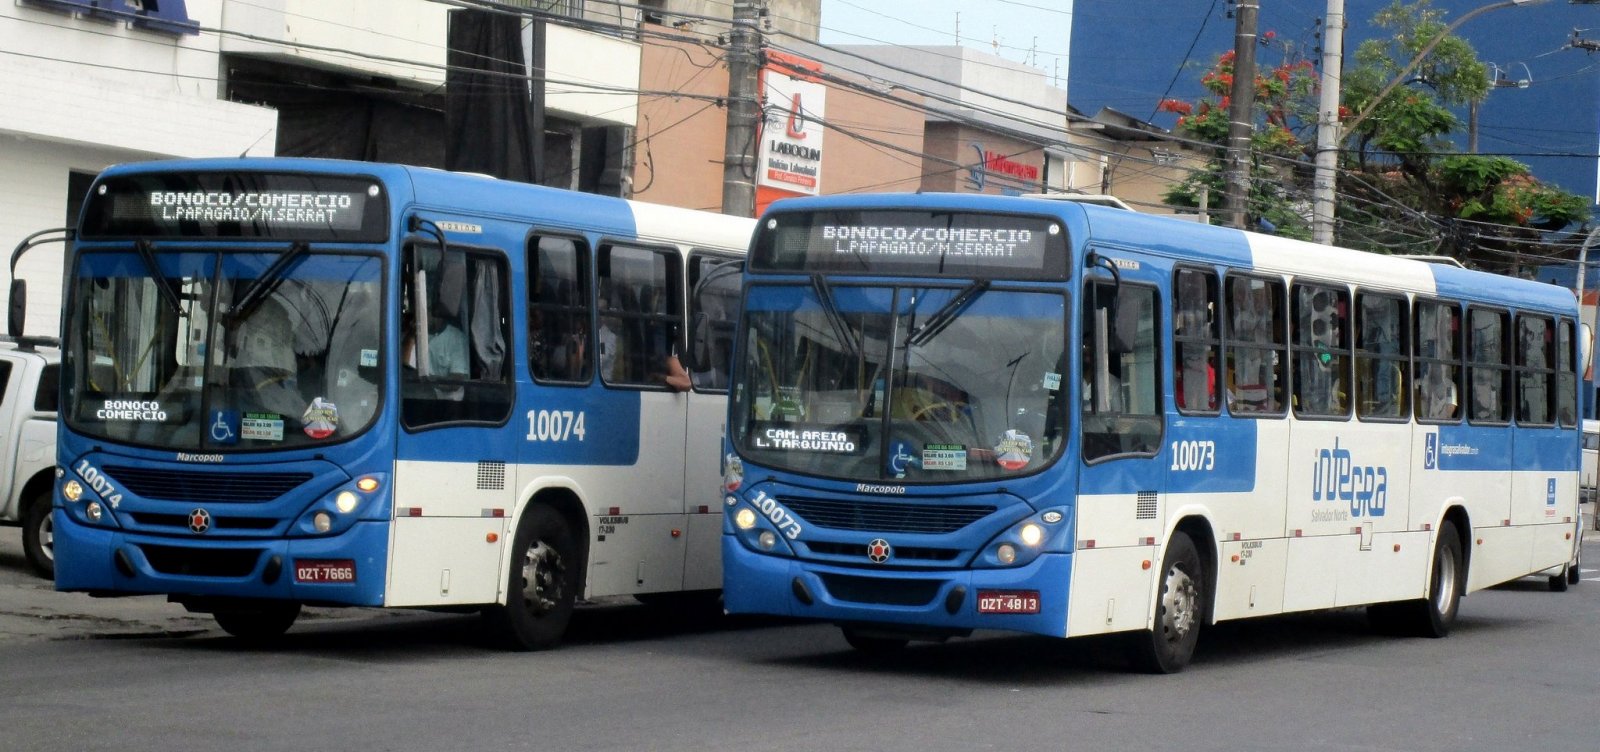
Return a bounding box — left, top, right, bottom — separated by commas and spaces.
28, 157, 753, 647
719, 193, 1582, 672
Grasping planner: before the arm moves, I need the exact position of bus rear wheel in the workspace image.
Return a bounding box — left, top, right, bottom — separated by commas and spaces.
1128, 532, 1204, 674
213, 602, 301, 641
485, 505, 577, 651
1373, 521, 1463, 637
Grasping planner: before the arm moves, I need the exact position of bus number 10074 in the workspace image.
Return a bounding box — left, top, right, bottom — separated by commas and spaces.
526, 409, 587, 442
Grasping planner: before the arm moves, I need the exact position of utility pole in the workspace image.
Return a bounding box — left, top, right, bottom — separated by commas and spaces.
1224, 0, 1259, 230
721, 0, 763, 218
1311, 0, 1345, 245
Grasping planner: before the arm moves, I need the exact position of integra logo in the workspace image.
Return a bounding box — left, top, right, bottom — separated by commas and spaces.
1311, 438, 1387, 519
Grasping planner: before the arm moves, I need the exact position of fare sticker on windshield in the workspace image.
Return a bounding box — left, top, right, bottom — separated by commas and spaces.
922, 444, 968, 471
302, 397, 339, 439
242, 412, 284, 441
750, 422, 864, 454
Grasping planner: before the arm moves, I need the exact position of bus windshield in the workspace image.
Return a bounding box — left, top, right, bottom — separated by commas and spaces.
64, 249, 384, 451
732, 283, 1067, 482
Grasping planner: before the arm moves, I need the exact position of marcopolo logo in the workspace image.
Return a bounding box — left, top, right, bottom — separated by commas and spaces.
1311, 438, 1387, 519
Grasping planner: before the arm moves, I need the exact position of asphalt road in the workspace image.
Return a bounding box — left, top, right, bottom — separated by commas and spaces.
0, 523, 1597, 752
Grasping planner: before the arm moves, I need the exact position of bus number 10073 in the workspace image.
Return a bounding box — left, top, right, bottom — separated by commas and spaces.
1170, 440, 1216, 472
526, 409, 587, 442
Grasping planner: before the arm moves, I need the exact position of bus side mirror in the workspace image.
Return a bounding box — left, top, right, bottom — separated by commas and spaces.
683, 311, 708, 373
8, 279, 25, 337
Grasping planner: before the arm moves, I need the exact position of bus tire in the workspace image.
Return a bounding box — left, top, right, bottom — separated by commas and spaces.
485, 505, 577, 651
213, 602, 301, 641
1129, 532, 1204, 674
1388, 520, 1464, 638
20, 492, 54, 580
841, 626, 908, 655
1549, 570, 1570, 592
1568, 550, 1582, 586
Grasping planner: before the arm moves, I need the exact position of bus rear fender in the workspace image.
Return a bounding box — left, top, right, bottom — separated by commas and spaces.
513, 480, 592, 600
1438, 501, 1471, 581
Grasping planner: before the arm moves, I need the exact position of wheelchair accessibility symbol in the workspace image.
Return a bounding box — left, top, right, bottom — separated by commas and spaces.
211, 410, 240, 445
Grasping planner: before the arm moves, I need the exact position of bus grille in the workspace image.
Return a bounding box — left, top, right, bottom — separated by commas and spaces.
780, 497, 994, 534
818, 574, 943, 606
102, 465, 313, 503
806, 541, 961, 562
129, 513, 280, 532
138, 544, 262, 578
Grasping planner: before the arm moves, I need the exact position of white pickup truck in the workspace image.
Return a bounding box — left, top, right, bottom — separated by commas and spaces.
0, 337, 59, 578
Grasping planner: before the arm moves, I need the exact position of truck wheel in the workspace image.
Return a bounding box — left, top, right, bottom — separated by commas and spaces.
20, 492, 54, 580
484, 505, 578, 651
1128, 532, 1204, 673
213, 602, 301, 641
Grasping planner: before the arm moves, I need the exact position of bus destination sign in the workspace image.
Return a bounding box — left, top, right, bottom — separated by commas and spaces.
754, 210, 1067, 279
82, 172, 389, 243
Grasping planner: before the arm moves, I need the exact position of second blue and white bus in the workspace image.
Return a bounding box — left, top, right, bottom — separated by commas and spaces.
719, 193, 1582, 672
31, 157, 753, 647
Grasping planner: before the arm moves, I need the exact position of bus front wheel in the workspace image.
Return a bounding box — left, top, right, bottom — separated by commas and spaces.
1128, 532, 1204, 674
485, 505, 577, 651
213, 602, 301, 641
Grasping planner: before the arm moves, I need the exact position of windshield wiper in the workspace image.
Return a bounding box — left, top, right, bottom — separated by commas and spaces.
133, 239, 184, 317
907, 280, 989, 348
228, 241, 309, 325
811, 274, 862, 360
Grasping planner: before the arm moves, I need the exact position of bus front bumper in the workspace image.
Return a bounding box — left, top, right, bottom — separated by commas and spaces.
53, 511, 389, 607
722, 534, 1071, 638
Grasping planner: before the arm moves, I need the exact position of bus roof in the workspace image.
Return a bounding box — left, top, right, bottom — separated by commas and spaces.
760, 192, 1577, 315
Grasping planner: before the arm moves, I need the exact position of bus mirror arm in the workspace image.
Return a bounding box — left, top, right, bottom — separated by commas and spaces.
1085, 251, 1121, 300
407, 216, 465, 318
7, 227, 74, 337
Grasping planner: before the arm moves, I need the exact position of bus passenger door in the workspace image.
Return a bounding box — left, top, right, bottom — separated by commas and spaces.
1071, 266, 1166, 637
584, 243, 688, 596
681, 253, 742, 591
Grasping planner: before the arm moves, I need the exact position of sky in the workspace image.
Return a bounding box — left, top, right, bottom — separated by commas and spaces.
818, 0, 1600, 204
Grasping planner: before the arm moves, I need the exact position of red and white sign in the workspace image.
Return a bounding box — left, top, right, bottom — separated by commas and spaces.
759, 68, 826, 196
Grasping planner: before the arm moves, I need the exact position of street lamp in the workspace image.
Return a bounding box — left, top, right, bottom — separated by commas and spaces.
1311, 0, 1547, 245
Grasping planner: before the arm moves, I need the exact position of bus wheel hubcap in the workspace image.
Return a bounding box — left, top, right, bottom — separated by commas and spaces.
519, 541, 565, 615
1161, 567, 1197, 640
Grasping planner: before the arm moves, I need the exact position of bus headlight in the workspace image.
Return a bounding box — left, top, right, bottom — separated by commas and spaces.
758, 530, 777, 550
735, 508, 758, 530
335, 491, 359, 514
997, 544, 1017, 564
1020, 523, 1044, 547
63, 480, 83, 502
86, 501, 103, 522
313, 512, 333, 533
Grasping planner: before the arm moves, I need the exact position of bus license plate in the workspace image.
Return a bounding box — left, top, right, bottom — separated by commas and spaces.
294, 559, 356, 583
977, 590, 1040, 614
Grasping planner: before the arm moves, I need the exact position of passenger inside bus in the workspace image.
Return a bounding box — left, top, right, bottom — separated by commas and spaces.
230, 297, 305, 420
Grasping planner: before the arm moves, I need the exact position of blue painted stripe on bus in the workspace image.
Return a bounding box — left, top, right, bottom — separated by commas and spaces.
1079, 417, 1259, 495
1429, 424, 1579, 472
1428, 263, 1577, 314
394, 388, 642, 465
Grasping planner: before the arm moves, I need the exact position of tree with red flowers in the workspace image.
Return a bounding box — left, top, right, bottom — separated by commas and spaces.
1160, 39, 1320, 239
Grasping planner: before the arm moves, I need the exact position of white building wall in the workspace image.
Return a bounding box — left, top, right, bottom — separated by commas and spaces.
0, 0, 279, 338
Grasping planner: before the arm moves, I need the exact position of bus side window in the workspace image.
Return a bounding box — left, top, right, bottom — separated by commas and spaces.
1515, 314, 1555, 425
1224, 275, 1285, 416
598, 244, 684, 390
401, 245, 514, 429
1415, 301, 1462, 422
1468, 307, 1511, 423
1291, 283, 1351, 418
1082, 281, 1160, 462
1557, 318, 1577, 427
688, 253, 742, 392
528, 235, 592, 384
1355, 293, 1408, 420
1173, 268, 1219, 414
